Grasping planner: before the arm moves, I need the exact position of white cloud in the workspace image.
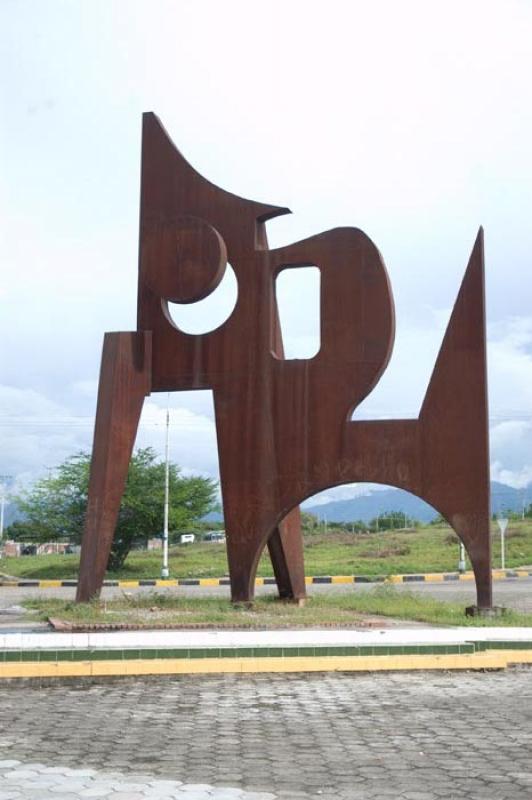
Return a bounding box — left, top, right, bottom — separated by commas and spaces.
0, 384, 220, 490
2, 0, 532, 494
0, 385, 93, 487
302, 483, 389, 507
490, 420, 532, 488
137, 397, 220, 479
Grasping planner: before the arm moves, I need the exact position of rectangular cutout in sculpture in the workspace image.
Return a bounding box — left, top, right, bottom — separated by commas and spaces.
275, 266, 321, 359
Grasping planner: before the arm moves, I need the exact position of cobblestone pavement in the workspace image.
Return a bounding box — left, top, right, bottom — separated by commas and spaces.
1, 670, 532, 799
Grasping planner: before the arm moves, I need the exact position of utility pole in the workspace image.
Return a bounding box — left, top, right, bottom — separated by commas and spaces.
161, 395, 170, 579
0, 475, 12, 542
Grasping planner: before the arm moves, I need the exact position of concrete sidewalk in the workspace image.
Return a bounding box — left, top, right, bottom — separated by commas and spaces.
1, 625, 531, 679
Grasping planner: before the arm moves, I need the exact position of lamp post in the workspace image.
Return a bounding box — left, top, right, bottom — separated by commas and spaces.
0, 475, 12, 542
0, 493, 4, 541
162, 396, 170, 579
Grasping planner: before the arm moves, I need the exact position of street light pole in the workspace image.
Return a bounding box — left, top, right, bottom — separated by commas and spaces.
0, 475, 12, 543
162, 395, 170, 579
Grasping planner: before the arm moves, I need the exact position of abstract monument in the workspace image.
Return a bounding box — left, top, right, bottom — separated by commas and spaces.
77, 113, 492, 610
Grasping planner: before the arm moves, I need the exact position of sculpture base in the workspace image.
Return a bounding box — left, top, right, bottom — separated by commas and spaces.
231, 600, 254, 610
465, 605, 506, 618
275, 596, 306, 607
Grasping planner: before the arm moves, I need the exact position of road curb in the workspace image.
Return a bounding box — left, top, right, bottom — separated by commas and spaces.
1, 643, 531, 680
1, 568, 531, 590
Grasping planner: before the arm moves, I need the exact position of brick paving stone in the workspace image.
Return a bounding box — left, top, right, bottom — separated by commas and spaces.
112, 794, 146, 800
51, 783, 93, 793
240, 795, 276, 800
174, 793, 211, 800
0, 671, 532, 798
41, 768, 72, 775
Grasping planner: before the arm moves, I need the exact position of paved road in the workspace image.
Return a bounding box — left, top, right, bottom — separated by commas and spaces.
1, 577, 531, 614
1, 670, 531, 799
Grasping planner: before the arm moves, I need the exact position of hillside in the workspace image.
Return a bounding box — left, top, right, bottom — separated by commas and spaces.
303, 481, 529, 524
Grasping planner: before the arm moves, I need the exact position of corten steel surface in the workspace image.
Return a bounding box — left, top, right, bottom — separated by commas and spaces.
77, 112, 492, 609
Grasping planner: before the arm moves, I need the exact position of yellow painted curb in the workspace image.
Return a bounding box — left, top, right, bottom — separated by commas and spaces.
1, 650, 530, 680
3, 569, 530, 590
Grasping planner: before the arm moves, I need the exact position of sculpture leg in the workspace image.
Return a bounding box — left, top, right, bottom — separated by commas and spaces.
225, 532, 262, 604
267, 506, 306, 600
451, 515, 493, 610
471, 550, 493, 610
76, 332, 151, 602
214, 388, 307, 604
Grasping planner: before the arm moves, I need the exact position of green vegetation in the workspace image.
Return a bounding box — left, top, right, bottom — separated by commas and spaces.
23, 585, 532, 628
7, 448, 217, 571
4, 519, 532, 581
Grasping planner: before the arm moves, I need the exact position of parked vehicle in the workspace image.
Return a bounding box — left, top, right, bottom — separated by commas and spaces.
179, 533, 195, 544
204, 531, 226, 543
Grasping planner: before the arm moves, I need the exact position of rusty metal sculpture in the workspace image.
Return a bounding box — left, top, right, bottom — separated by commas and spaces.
77, 112, 492, 610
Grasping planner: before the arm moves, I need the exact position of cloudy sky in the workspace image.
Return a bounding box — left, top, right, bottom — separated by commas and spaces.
1, 0, 532, 504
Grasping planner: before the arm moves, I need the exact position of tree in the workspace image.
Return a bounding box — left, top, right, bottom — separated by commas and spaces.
368, 510, 419, 531
9, 448, 218, 571
300, 511, 319, 533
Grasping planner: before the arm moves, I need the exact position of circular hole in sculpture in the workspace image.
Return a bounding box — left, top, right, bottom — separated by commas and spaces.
166, 262, 238, 334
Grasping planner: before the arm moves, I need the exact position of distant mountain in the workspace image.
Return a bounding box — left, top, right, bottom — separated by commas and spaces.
304, 488, 438, 523
303, 481, 530, 524
6, 482, 529, 532
202, 509, 224, 523
490, 481, 529, 516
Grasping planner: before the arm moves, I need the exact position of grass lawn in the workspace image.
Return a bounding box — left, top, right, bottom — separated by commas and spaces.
23, 585, 532, 628
4, 520, 532, 581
